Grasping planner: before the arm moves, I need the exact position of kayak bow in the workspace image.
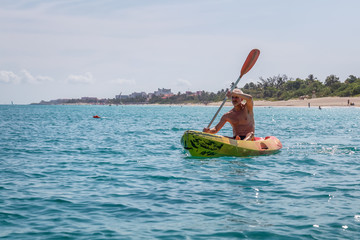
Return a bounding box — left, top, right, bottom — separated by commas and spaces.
181, 130, 282, 157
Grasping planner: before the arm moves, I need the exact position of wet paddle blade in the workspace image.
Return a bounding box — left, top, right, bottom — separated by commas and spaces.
240, 49, 260, 77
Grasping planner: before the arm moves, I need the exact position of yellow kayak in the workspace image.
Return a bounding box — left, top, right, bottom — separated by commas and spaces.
181, 130, 282, 157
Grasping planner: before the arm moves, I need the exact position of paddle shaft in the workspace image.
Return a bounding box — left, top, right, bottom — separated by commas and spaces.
207, 74, 242, 128
206, 49, 260, 129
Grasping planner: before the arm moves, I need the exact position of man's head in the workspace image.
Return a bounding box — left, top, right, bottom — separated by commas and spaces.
231, 88, 243, 106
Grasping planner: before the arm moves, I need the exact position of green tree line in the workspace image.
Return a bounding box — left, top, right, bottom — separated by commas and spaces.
103, 90, 227, 105
145, 74, 360, 104
243, 74, 360, 100
146, 90, 227, 104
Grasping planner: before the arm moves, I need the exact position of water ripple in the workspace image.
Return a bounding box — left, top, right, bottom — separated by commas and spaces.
1, 105, 360, 239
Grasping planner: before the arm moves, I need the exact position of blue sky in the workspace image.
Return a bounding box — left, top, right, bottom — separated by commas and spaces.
1, 0, 360, 104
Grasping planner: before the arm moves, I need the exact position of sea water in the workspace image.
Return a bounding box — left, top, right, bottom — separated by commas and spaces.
1, 105, 360, 239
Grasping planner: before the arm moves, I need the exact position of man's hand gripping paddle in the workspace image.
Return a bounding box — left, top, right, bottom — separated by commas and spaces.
207, 49, 260, 128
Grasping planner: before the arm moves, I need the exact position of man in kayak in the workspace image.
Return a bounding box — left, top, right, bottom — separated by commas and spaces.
203, 88, 255, 140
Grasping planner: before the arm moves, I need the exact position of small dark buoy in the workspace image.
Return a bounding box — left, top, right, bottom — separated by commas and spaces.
93, 115, 101, 118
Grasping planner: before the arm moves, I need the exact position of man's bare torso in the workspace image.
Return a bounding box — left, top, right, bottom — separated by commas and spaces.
223, 104, 255, 137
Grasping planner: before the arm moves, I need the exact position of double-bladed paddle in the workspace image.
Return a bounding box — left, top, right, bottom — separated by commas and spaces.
207, 49, 260, 128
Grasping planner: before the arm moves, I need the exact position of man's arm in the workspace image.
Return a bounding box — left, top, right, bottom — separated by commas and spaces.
242, 93, 254, 110
234, 92, 253, 110
203, 115, 228, 134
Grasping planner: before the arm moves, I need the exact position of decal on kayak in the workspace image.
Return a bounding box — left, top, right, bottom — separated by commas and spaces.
189, 135, 224, 157
181, 130, 282, 158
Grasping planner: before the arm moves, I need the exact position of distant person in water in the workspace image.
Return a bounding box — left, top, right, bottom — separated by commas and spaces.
203, 88, 254, 140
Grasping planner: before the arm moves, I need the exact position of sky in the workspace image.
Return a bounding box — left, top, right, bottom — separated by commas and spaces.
1, 0, 360, 104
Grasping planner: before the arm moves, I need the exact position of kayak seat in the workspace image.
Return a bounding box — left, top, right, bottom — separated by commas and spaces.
254, 137, 264, 141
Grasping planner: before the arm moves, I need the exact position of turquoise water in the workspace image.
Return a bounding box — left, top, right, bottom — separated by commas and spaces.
1, 105, 360, 239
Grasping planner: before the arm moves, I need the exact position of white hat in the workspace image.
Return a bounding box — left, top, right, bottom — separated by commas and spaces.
232, 88, 243, 96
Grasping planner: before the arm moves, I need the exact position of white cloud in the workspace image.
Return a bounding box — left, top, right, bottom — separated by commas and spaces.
20, 69, 54, 84
0, 69, 53, 84
111, 78, 136, 85
67, 72, 95, 84
176, 78, 192, 88
0, 70, 20, 84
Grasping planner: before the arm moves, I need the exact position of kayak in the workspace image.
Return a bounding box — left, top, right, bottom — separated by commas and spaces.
181, 130, 282, 157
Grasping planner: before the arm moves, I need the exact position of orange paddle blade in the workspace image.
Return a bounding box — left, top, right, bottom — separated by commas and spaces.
240, 49, 260, 77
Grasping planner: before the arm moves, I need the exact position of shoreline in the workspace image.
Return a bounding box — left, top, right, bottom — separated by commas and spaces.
181, 96, 359, 107
7, 96, 359, 107
253, 96, 359, 107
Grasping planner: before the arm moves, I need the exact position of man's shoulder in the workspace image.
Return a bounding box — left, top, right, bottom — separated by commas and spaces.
226, 108, 236, 113
223, 109, 237, 117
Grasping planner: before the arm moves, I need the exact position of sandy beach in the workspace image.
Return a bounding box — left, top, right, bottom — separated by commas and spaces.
254, 97, 359, 107
203, 96, 360, 107
34, 96, 360, 107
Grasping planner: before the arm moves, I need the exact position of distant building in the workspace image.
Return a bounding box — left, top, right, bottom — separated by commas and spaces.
153, 88, 172, 96
184, 91, 202, 97
115, 94, 129, 99
195, 91, 202, 96
81, 97, 98, 102
161, 93, 175, 99
49, 99, 71, 104
185, 91, 193, 96
129, 92, 147, 98
115, 89, 174, 99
